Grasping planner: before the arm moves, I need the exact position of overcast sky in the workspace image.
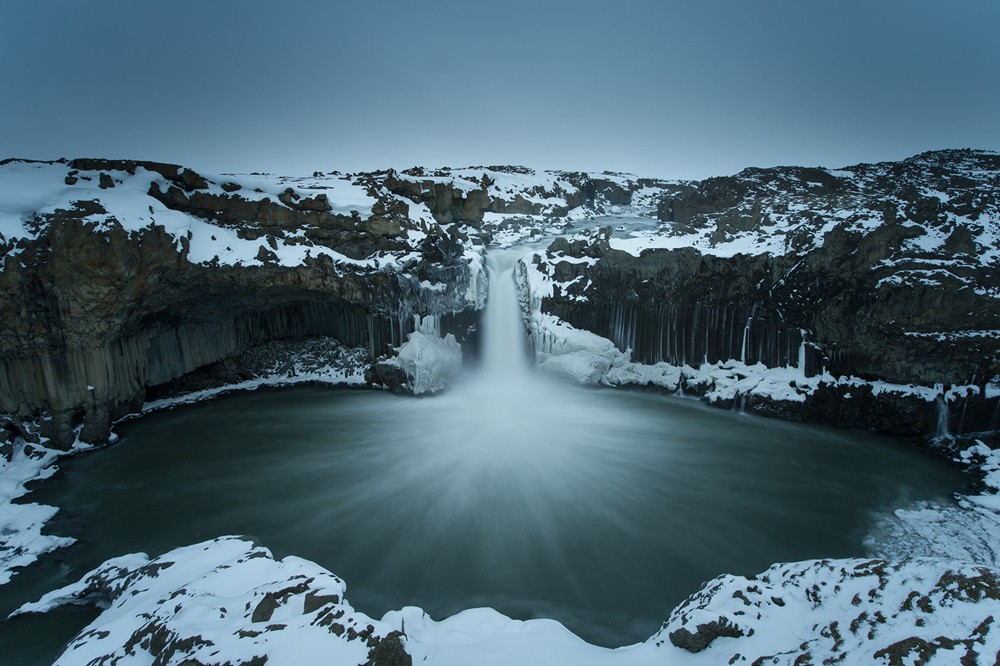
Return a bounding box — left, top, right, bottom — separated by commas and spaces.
2, 0, 997, 180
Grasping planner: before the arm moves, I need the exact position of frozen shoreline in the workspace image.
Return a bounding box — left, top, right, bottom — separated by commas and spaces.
4, 327, 1000, 593
11, 528, 1000, 665
3, 366, 1000, 663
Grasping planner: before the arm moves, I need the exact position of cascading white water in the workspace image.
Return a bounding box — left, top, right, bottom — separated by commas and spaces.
935, 395, 951, 440
480, 252, 529, 378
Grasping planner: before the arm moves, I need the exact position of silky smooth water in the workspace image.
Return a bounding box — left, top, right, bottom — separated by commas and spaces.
0, 248, 966, 661
21, 385, 964, 649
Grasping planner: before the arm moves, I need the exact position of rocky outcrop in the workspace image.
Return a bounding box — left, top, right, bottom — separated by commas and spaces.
376, 165, 679, 238
518, 150, 1000, 437
17, 535, 1000, 666
14, 537, 416, 666
0, 160, 486, 448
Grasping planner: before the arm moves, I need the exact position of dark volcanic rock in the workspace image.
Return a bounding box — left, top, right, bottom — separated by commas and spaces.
364, 363, 408, 392
365, 630, 412, 666
668, 616, 744, 652
521, 149, 1000, 436
0, 160, 485, 448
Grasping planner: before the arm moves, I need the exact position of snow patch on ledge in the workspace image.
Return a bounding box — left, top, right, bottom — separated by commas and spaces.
957, 442, 1000, 514
141, 366, 367, 414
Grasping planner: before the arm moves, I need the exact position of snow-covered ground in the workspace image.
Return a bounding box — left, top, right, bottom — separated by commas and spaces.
12, 530, 1000, 665
603, 154, 1000, 266
0, 161, 387, 270
0, 439, 75, 586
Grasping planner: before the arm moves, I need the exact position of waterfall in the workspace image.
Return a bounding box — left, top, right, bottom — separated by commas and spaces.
935, 394, 951, 440
740, 317, 752, 363
481, 253, 528, 378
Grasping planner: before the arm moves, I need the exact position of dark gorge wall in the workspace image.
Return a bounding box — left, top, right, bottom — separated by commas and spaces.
527, 217, 1000, 436
0, 166, 484, 449
1, 300, 481, 446
538, 225, 998, 388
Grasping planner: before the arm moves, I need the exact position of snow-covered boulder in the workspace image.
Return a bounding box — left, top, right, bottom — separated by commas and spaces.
14, 536, 407, 666
655, 557, 1000, 664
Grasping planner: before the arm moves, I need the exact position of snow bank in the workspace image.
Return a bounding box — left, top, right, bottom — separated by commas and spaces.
529, 311, 628, 384
657, 557, 1000, 664
16, 536, 1000, 665
14, 536, 392, 666
0, 438, 77, 585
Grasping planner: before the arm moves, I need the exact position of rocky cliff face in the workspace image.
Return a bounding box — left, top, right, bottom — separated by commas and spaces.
0, 158, 653, 448
0, 160, 486, 448
1, 151, 998, 446
516, 150, 1000, 436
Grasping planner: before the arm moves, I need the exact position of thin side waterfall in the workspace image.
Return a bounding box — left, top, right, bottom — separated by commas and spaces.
740, 317, 752, 363
935, 395, 951, 440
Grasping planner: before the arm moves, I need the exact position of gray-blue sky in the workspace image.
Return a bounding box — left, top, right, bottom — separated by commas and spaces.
2, 0, 997, 180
